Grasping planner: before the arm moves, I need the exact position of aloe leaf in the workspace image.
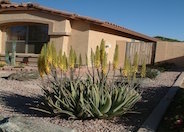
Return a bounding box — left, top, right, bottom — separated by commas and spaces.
100, 92, 112, 114
89, 98, 103, 117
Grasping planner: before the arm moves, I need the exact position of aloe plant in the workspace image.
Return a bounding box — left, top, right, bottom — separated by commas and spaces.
36, 76, 141, 119
36, 40, 141, 119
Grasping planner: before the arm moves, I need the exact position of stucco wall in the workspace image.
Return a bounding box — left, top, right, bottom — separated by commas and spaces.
0, 11, 71, 35
67, 20, 90, 63
0, 10, 72, 55
88, 26, 132, 66
0, 29, 2, 53
155, 41, 184, 67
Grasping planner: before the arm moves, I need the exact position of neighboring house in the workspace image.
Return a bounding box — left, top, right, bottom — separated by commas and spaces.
0, 2, 157, 66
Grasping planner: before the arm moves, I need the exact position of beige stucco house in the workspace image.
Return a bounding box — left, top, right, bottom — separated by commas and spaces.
0, 1, 157, 66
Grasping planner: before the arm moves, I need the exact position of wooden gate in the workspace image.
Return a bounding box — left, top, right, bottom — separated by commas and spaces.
125, 42, 155, 65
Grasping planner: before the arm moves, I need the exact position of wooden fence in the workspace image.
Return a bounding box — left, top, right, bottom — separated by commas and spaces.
125, 42, 155, 65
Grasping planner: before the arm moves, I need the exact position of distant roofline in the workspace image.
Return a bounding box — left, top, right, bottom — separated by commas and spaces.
0, 2, 157, 42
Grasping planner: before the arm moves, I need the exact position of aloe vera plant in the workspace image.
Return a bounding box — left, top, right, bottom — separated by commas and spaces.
36, 40, 141, 119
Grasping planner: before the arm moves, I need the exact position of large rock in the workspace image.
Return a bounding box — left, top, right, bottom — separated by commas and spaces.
0, 116, 76, 132
6, 71, 39, 81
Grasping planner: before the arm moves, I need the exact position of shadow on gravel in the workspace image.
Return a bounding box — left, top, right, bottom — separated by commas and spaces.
0, 92, 46, 117
115, 86, 170, 132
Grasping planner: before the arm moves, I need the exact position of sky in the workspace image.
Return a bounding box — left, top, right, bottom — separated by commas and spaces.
12, 0, 184, 40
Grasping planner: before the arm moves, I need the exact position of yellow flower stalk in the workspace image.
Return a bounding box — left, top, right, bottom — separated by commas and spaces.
90, 49, 95, 65
85, 53, 88, 66
57, 49, 63, 71
37, 55, 44, 77
69, 47, 75, 69
141, 59, 146, 78
51, 44, 58, 68
94, 46, 100, 69
100, 39, 105, 65
46, 43, 53, 65
102, 52, 108, 75
113, 44, 119, 70
73, 50, 77, 65
133, 52, 139, 73
63, 52, 68, 72
123, 57, 131, 77
38, 44, 48, 76
79, 53, 82, 67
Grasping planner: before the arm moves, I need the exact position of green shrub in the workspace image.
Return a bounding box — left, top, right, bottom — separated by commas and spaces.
146, 68, 160, 79
0, 61, 6, 67
141, 59, 146, 78
5, 51, 10, 65
35, 40, 141, 119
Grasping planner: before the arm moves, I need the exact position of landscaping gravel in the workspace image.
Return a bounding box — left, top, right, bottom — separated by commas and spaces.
0, 71, 180, 132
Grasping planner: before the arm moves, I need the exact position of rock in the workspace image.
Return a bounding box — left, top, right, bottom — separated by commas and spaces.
0, 116, 76, 132
6, 71, 39, 81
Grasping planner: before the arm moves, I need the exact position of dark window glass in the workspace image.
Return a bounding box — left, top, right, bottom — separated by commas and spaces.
6, 24, 49, 54
28, 25, 49, 42
7, 26, 26, 41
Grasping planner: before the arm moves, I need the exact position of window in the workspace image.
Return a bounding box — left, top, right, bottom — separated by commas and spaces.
6, 24, 49, 54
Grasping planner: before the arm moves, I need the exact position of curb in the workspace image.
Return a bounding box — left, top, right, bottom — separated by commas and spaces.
137, 72, 184, 132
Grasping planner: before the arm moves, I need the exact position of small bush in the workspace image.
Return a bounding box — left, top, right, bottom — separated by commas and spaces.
146, 68, 160, 79
0, 61, 6, 67
14, 62, 25, 68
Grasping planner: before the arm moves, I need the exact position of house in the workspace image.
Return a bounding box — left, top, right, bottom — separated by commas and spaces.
0, 1, 157, 66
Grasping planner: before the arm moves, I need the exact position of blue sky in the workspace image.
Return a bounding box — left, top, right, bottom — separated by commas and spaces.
12, 0, 184, 40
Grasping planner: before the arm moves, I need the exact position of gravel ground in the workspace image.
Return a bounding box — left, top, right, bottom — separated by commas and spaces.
0, 70, 181, 132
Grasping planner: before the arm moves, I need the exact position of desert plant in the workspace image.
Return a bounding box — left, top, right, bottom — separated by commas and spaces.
146, 68, 160, 79
11, 42, 16, 66
133, 52, 139, 73
113, 44, 119, 71
123, 57, 131, 77
14, 62, 24, 68
0, 61, 6, 67
141, 59, 146, 78
36, 77, 141, 119
79, 54, 82, 67
35, 40, 141, 119
5, 51, 10, 65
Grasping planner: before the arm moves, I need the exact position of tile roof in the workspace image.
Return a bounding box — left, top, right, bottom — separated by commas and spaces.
0, 2, 157, 42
